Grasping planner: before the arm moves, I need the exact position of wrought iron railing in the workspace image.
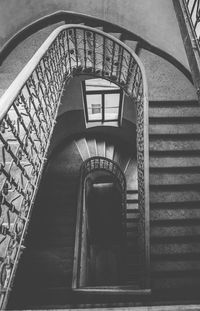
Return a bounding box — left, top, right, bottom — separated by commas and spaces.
0, 24, 149, 308
72, 156, 126, 288
186, 0, 200, 43
173, 0, 200, 100
83, 156, 127, 222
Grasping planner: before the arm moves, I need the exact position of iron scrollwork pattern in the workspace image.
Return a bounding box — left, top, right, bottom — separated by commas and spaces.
186, 0, 200, 43
137, 92, 149, 288
0, 32, 68, 308
82, 156, 127, 224
0, 24, 149, 307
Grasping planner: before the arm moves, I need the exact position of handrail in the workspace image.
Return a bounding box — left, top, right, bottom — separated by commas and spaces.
173, 0, 200, 101
72, 156, 126, 289
0, 24, 149, 308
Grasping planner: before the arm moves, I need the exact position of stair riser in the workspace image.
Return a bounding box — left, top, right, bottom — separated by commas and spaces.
150, 123, 200, 135
150, 190, 200, 203
151, 242, 200, 255
149, 107, 200, 118
151, 260, 200, 272
150, 207, 200, 221
150, 172, 200, 185
150, 155, 200, 168
150, 139, 200, 151
151, 225, 200, 237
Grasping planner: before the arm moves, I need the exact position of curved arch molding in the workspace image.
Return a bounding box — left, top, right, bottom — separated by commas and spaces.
0, 10, 192, 83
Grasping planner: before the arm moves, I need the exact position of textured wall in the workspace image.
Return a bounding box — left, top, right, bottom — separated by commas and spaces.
0, 0, 189, 70
59, 75, 137, 125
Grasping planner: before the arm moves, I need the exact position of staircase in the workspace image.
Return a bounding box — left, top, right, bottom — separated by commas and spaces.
75, 136, 142, 289
0, 14, 200, 309
7, 136, 143, 309
125, 189, 140, 286
149, 100, 200, 301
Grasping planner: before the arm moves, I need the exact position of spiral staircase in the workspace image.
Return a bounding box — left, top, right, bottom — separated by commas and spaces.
6, 135, 143, 309
0, 5, 199, 310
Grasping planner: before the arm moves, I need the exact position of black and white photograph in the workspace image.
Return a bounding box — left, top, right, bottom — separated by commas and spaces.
0, 1, 199, 310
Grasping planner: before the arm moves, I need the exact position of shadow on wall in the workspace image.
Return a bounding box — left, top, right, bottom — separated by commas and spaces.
48, 110, 136, 157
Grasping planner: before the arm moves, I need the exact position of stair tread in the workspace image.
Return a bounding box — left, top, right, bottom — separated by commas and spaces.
96, 139, 106, 157
105, 142, 114, 160
87, 138, 97, 157
75, 138, 90, 160
150, 123, 200, 135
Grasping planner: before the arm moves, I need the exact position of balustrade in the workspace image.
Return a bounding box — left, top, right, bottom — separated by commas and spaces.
186, 0, 200, 42
0, 24, 149, 308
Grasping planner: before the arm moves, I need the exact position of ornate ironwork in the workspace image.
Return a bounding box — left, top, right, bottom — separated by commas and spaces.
186, 0, 200, 43
0, 24, 149, 307
82, 156, 126, 222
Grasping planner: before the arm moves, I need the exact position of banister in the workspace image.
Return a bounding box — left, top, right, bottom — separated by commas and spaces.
0, 24, 147, 119
0, 24, 150, 308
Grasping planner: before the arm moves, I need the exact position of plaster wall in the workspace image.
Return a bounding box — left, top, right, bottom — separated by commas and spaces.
58, 75, 137, 125
0, 0, 189, 70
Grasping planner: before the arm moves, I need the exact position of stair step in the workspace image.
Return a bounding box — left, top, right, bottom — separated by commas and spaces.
151, 240, 200, 255
149, 137, 200, 152
125, 158, 137, 189
87, 138, 97, 157
127, 199, 138, 205
152, 260, 200, 272
150, 204, 200, 221
96, 139, 106, 157
126, 212, 140, 220
126, 204, 139, 212
113, 148, 121, 164
149, 100, 200, 118
151, 224, 200, 238
150, 189, 200, 203
126, 223, 138, 231
105, 142, 114, 160
149, 110, 200, 120
127, 189, 138, 194
127, 191, 138, 199
150, 171, 200, 185
150, 154, 200, 168
124, 40, 138, 52
73, 286, 151, 295
75, 138, 90, 161
149, 123, 200, 135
